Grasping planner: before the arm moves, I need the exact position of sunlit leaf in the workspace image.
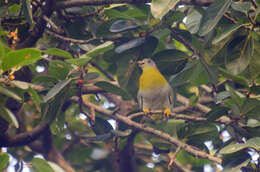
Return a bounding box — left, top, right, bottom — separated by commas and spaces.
65, 56, 91, 66
31, 158, 54, 172
42, 48, 73, 58
49, 60, 71, 80
0, 106, 19, 128
86, 41, 114, 57
151, 0, 179, 19
0, 153, 9, 170
0, 86, 22, 102
2, 48, 41, 71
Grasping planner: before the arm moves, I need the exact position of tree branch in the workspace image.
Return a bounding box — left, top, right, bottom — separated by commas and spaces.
0, 122, 48, 147
78, 98, 222, 164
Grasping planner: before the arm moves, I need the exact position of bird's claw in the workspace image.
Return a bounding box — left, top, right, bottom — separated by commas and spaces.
164, 109, 171, 117
143, 109, 150, 115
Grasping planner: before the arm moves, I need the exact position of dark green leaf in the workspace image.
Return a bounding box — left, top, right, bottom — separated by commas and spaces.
199, 0, 232, 36
151, 0, 180, 19
42, 48, 72, 58
49, 60, 71, 80
200, 58, 218, 85
207, 106, 229, 121
0, 41, 5, 61
95, 81, 132, 100
141, 36, 159, 57
31, 158, 54, 172
226, 35, 254, 75
212, 24, 242, 44
92, 117, 113, 135
2, 48, 41, 71
43, 79, 71, 103
152, 49, 188, 76
164, 10, 185, 25
0, 153, 9, 170
176, 150, 211, 167
219, 68, 248, 87
110, 20, 139, 32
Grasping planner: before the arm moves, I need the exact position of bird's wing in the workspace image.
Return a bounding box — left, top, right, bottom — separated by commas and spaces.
137, 90, 143, 110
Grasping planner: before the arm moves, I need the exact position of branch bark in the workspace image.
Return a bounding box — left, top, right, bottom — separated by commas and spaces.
78, 97, 222, 164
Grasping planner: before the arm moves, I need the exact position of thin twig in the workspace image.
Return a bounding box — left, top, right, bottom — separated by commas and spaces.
90, 62, 115, 81
168, 146, 181, 170
43, 15, 64, 34
45, 30, 103, 44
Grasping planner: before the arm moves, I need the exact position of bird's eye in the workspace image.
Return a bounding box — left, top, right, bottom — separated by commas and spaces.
147, 60, 151, 63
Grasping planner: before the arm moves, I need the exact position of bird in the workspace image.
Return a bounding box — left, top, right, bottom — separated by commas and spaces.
137, 58, 173, 118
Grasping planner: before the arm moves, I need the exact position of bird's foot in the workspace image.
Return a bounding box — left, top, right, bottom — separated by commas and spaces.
164, 108, 171, 117
143, 109, 150, 115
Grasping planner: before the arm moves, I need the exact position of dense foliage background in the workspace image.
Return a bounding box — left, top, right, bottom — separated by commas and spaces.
0, 0, 260, 171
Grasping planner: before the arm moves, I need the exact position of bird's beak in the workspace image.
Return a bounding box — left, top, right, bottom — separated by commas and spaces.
137, 60, 144, 66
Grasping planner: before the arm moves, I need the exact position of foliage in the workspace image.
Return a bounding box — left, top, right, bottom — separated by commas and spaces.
0, 0, 260, 171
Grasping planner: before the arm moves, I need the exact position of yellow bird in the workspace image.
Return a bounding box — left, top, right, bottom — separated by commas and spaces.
137, 58, 173, 117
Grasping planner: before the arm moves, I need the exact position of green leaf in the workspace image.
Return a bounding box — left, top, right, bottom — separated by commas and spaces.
0, 41, 5, 61
226, 35, 254, 75
212, 24, 242, 45
32, 158, 55, 172
49, 60, 71, 80
28, 88, 41, 107
219, 68, 248, 87
199, 0, 232, 36
86, 41, 114, 57
231, 1, 252, 13
95, 81, 132, 100
11, 80, 31, 90
0, 153, 9, 170
22, 0, 33, 24
43, 79, 71, 103
2, 48, 41, 71
207, 106, 229, 121
200, 58, 218, 85
152, 49, 188, 76
47, 162, 65, 172
0, 106, 19, 128
42, 48, 72, 58
189, 94, 199, 106
65, 56, 91, 66
151, 0, 180, 19
176, 150, 211, 167
0, 86, 22, 102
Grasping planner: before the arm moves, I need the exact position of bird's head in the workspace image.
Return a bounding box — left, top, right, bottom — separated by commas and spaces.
137, 58, 157, 69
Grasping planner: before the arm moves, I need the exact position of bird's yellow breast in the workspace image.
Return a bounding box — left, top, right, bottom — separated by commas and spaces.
139, 67, 167, 90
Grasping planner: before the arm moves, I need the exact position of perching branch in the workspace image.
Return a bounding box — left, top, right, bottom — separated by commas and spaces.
77, 97, 222, 164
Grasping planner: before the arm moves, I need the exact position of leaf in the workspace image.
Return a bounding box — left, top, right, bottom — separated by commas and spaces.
49, 60, 71, 80
185, 10, 202, 34
219, 68, 248, 87
0, 153, 9, 170
86, 41, 114, 57
84, 72, 99, 81
65, 56, 91, 66
95, 81, 132, 100
231, 1, 252, 13
200, 58, 218, 85
0, 106, 19, 128
43, 79, 71, 103
226, 35, 254, 75
11, 80, 30, 90
47, 162, 65, 172
92, 117, 113, 135
176, 150, 211, 167
110, 20, 139, 32
212, 24, 242, 44
207, 106, 229, 121
22, 0, 33, 24
220, 137, 260, 154
31, 158, 55, 172
151, 0, 180, 19
152, 49, 188, 76
42, 48, 72, 58
2, 48, 41, 71
0, 86, 22, 102
0, 41, 5, 61
198, 0, 232, 36
115, 37, 145, 53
